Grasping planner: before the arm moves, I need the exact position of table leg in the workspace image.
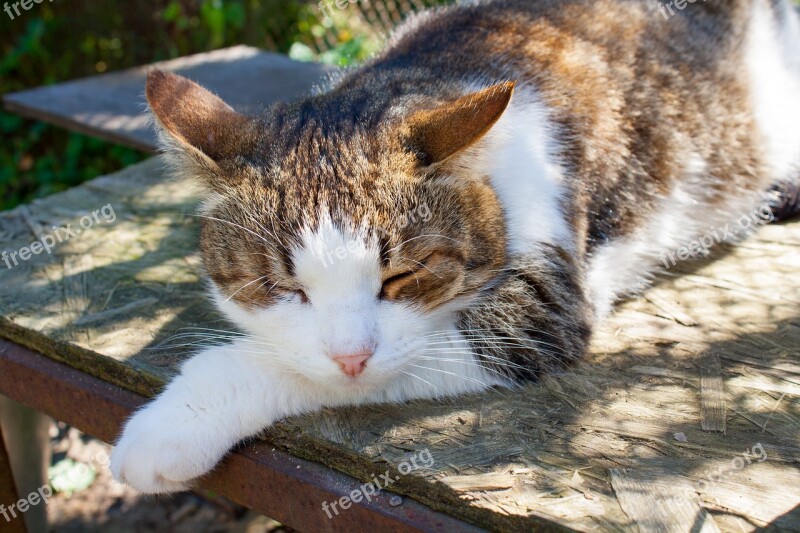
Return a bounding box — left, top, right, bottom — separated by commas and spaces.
0, 420, 26, 533
0, 396, 51, 533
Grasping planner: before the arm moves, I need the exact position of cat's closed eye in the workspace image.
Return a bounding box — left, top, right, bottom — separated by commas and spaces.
275, 287, 309, 304
380, 252, 465, 303
294, 289, 310, 304
245, 280, 307, 305
380, 269, 419, 300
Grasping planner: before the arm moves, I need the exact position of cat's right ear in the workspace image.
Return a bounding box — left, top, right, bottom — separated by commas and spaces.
146, 70, 254, 185
406, 82, 515, 167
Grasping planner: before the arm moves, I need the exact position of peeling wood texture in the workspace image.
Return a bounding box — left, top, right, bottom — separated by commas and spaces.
610, 468, 720, 533
701, 354, 727, 433
0, 157, 799, 531
2, 46, 332, 152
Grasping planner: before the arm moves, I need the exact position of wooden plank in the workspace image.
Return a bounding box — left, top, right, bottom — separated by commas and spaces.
701, 354, 726, 433
644, 290, 698, 327
610, 469, 720, 533
2, 46, 332, 151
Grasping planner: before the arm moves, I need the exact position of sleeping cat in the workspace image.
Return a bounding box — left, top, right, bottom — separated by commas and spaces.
111, 0, 800, 493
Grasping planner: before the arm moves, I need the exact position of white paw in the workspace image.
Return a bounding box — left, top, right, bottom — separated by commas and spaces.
110, 401, 232, 494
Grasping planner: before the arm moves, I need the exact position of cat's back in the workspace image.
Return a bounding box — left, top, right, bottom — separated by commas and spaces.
383, 0, 753, 78
343, 0, 799, 249
375, 0, 799, 213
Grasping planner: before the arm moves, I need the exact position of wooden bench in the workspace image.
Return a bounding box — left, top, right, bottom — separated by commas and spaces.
1, 47, 799, 532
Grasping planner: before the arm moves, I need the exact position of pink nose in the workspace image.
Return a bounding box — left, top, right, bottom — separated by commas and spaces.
332, 351, 373, 377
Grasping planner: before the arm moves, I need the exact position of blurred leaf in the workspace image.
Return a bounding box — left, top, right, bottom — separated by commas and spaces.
225, 2, 246, 29
319, 36, 372, 66
200, 0, 227, 48
162, 1, 181, 22
288, 42, 315, 62
49, 458, 97, 496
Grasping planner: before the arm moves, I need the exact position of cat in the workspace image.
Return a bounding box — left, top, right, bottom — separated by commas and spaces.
111, 0, 800, 494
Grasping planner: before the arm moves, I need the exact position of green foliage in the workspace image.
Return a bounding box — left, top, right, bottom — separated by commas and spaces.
291, 36, 378, 67
0, 8, 149, 209
0, 0, 446, 211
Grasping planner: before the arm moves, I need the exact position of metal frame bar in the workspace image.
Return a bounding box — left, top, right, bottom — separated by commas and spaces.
0, 340, 482, 533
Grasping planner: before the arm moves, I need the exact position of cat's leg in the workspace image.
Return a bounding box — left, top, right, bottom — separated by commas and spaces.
762, 0, 800, 221
456, 247, 594, 381
748, 0, 800, 221
110, 340, 328, 494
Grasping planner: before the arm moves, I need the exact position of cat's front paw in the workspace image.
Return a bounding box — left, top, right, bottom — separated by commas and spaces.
110, 402, 230, 494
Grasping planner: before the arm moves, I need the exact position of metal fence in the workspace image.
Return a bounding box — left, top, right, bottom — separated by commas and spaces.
293, 0, 449, 55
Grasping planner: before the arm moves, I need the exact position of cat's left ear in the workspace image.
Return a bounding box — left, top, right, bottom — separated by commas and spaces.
406, 81, 515, 166
146, 70, 255, 181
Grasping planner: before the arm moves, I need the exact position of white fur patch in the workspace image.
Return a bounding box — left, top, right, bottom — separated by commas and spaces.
478, 90, 573, 254
746, 0, 800, 182
586, 163, 708, 318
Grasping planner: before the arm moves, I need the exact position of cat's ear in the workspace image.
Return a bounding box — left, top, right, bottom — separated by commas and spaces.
406, 82, 515, 166
146, 70, 254, 179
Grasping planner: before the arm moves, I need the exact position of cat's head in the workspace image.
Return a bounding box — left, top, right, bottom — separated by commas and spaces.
146, 70, 512, 391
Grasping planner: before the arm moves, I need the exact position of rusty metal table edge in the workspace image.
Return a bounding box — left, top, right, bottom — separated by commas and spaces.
0, 339, 486, 533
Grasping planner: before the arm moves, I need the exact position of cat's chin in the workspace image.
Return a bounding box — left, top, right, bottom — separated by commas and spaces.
320, 372, 392, 394
297, 367, 401, 400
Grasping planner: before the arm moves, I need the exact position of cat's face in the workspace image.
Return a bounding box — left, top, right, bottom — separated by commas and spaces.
146, 71, 512, 391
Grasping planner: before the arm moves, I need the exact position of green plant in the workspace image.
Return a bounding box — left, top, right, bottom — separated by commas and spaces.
0, 0, 447, 211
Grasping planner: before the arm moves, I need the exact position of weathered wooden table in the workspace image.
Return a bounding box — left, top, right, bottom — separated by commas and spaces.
1, 47, 799, 532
